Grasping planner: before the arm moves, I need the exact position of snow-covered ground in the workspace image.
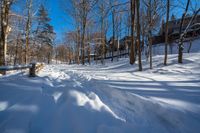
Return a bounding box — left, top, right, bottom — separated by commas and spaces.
0, 52, 200, 133
152, 37, 200, 55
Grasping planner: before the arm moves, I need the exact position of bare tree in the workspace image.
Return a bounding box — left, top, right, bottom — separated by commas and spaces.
80, 0, 98, 65
97, 0, 109, 64
9, 13, 25, 65
164, 0, 170, 65
136, 0, 142, 71
61, 0, 80, 64
0, 0, 15, 69
142, 0, 164, 69
130, 0, 136, 65
111, 8, 115, 62
148, 0, 153, 69
61, 0, 97, 65
25, 0, 32, 64
178, 0, 190, 63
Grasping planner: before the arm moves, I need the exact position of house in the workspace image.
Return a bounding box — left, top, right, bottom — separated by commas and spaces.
152, 14, 200, 45
120, 36, 131, 50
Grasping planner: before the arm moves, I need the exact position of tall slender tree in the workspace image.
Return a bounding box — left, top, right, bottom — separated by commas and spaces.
130, 0, 136, 65
148, 0, 153, 69
111, 8, 115, 62
25, 0, 33, 64
164, 0, 170, 65
142, 0, 164, 69
136, 0, 142, 71
98, 0, 109, 64
0, 0, 15, 68
178, 0, 190, 63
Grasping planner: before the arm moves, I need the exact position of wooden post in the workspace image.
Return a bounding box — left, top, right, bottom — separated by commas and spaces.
29, 63, 36, 77
0, 71, 6, 75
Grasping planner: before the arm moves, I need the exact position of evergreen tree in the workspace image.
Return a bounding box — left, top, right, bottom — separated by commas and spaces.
36, 5, 55, 47
171, 14, 176, 21
35, 4, 55, 63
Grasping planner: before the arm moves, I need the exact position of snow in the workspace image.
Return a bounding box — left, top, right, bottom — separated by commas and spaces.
0, 101, 9, 111
152, 37, 200, 55
0, 49, 200, 132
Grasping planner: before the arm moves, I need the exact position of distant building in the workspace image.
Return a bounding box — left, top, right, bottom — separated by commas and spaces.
152, 14, 200, 45
108, 37, 118, 52
108, 36, 131, 51
120, 36, 131, 51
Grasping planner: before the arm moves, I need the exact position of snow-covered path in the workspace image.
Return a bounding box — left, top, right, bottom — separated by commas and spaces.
0, 53, 200, 133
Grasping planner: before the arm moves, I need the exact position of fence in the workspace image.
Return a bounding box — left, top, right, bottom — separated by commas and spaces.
0, 63, 44, 77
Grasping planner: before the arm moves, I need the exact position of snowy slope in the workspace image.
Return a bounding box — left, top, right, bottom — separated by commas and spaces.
0, 53, 200, 133
152, 37, 200, 55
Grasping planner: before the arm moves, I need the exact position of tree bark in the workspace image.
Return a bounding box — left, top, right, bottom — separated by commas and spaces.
0, 0, 13, 74
81, 19, 86, 65
77, 28, 80, 65
178, 0, 190, 63
136, 0, 142, 71
164, 0, 170, 65
149, 31, 152, 69
87, 43, 91, 65
25, 0, 32, 64
148, 0, 153, 69
111, 9, 115, 62
130, 0, 135, 65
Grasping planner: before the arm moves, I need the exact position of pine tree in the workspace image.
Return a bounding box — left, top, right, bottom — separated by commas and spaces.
35, 5, 55, 64
171, 14, 176, 21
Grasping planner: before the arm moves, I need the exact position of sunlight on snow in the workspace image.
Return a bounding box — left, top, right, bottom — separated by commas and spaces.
108, 84, 168, 91
150, 97, 200, 113
0, 101, 9, 111
9, 104, 39, 113
69, 90, 126, 122
52, 91, 63, 103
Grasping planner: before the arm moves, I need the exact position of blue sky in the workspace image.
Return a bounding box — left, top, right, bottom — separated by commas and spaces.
47, 1, 74, 43
36, 0, 200, 43
12, 0, 199, 44
12, 0, 74, 43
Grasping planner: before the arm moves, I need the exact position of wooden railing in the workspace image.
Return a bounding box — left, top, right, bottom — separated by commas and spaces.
0, 63, 44, 77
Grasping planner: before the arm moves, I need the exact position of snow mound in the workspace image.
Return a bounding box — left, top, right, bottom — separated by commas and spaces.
69, 90, 125, 122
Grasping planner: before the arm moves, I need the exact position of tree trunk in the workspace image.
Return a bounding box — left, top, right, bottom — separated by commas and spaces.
77, 28, 80, 65
148, 0, 153, 69
136, 0, 142, 71
111, 9, 115, 62
178, 0, 190, 63
0, 1, 13, 74
149, 32, 152, 69
81, 21, 86, 65
130, 0, 135, 65
87, 44, 91, 65
164, 0, 170, 65
81, 0, 88, 66
187, 39, 192, 53
25, 0, 32, 64
101, 17, 104, 64
14, 33, 20, 65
